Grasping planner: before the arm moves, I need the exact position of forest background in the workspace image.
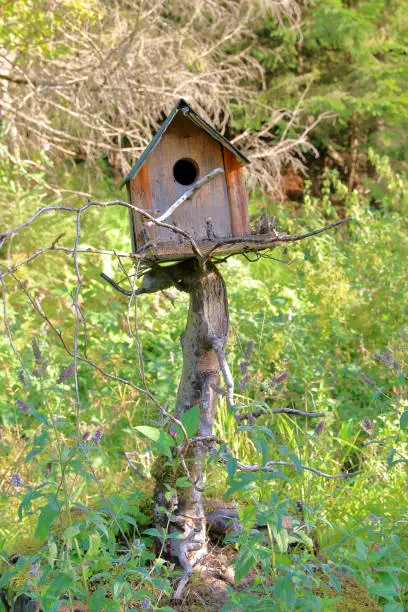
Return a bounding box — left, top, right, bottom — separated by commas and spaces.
0, 0, 407, 610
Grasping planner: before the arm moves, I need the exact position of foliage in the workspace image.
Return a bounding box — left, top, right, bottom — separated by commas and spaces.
1, 1, 408, 609
0, 0, 310, 197
241, 0, 408, 191
1, 142, 407, 608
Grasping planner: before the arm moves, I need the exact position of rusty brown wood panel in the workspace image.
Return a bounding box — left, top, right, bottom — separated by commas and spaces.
129, 161, 156, 248
222, 147, 249, 236
146, 113, 232, 243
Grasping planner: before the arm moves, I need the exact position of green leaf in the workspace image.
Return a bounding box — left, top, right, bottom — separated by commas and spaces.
400, 411, 408, 430
134, 426, 175, 458
387, 448, 396, 467
144, 527, 166, 539
181, 405, 200, 438
235, 548, 254, 583
89, 587, 108, 611
25, 446, 44, 463
273, 526, 289, 553
172, 405, 201, 443
328, 573, 342, 594
288, 453, 302, 473
175, 476, 192, 488
134, 425, 162, 442
63, 524, 81, 540
35, 499, 60, 541
113, 576, 126, 599
225, 472, 255, 496
384, 603, 404, 612
48, 537, 58, 568
274, 576, 296, 610
355, 537, 367, 561
86, 532, 101, 559
43, 572, 73, 600
370, 583, 399, 599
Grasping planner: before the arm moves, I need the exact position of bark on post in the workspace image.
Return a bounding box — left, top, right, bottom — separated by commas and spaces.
152, 259, 229, 584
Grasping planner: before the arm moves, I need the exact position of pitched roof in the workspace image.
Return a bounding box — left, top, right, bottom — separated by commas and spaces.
120, 98, 250, 188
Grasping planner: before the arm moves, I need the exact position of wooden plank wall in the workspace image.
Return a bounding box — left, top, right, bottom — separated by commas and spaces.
129, 161, 156, 248
144, 113, 232, 244
128, 112, 249, 250
222, 147, 249, 236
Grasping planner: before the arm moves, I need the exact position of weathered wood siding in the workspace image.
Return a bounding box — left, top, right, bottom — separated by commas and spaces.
222, 147, 249, 236
129, 161, 156, 248
131, 113, 232, 245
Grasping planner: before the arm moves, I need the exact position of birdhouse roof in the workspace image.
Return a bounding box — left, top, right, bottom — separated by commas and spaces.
120, 98, 250, 188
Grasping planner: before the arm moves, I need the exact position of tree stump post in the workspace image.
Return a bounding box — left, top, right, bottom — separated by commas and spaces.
152, 259, 229, 587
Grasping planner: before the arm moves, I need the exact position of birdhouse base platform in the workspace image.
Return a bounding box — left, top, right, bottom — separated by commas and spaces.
136, 233, 284, 263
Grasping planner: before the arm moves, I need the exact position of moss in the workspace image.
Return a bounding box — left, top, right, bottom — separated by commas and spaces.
316, 573, 381, 611
151, 454, 192, 505
137, 488, 154, 522
151, 455, 173, 483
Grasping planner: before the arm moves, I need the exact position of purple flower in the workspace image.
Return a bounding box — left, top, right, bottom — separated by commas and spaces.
314, 420, 325, 435
18, 370, 28, 387
270, 371, 289, 387
370, 567, 377, 572
368, 513, 379, 523
243, 341, 254, 360
132, 538, 143, 553
32, 338, 42, 366
141, 598, 151, 610
16, 399, 29, 412
374, 544, 381, 553
360, 373, 376, 387
82, 432, 91, 441
11, 473, 23, 487
375, 350, 399, 369
92, 429, 103, 444
240, 361, 248, 375
56, 363, 75, 384
28, 563, 40, 578
361, 416, 374, 434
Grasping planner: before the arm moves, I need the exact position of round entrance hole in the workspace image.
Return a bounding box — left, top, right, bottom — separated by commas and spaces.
173, 158, 199, 186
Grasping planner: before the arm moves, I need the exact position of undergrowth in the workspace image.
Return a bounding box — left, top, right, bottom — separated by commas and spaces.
0, 152, 407, 610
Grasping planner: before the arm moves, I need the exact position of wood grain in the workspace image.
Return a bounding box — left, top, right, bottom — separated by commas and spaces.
129, 161, 155, 247
145, 112, 231, 243
222, 147, 249, 236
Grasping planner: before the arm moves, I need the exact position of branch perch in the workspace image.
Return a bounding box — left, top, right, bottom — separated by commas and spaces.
179, 435, 362, 480
236, 406, 326, 424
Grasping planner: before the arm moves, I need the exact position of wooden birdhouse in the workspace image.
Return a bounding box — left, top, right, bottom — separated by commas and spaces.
121, 98, 250, 261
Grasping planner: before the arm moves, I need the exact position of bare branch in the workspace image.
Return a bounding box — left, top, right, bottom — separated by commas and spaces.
236, 406, 325, 423
0, 199, 203, 260
179, 435, 362, 480
212, 337, 235, 412
237, 460, 363, 480
1, 0, 318, 197
124, 451, 147, 480
100, 272, 135, 296
279, 217, 353, 242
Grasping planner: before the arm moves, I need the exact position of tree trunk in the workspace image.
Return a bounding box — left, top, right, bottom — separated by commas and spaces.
152, 259, 229, 581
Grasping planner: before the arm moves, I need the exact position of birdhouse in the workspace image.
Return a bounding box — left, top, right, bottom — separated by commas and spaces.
121, 98, 250, 261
